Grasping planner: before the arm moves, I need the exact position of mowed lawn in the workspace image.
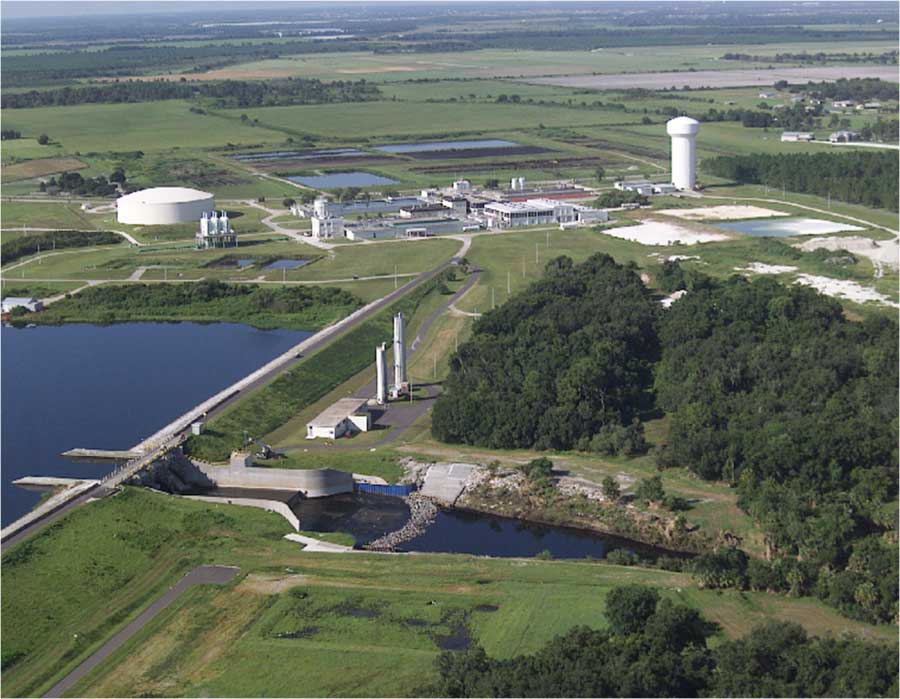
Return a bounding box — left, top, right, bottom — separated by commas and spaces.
0, 102, 289, 153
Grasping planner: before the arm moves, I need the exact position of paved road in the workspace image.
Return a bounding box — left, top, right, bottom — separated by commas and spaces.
139, 237, 471, 451
42, 565, 240, 698
280, 266, 481, 452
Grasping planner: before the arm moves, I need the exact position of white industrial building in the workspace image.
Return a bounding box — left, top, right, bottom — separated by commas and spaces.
452, 179, 472, 193
2, 297, 43, 313
484, 199, 577, 228
311, 214, 345, 239
116, 187, 214, 225
666, 116, 700, 191
306, 398, 371, 440
781, 131, 815, 142
196, 211, 236, 249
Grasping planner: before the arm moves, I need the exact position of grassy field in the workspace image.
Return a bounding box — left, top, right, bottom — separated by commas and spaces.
1, 485, 888, 698
0, 101, 289, 153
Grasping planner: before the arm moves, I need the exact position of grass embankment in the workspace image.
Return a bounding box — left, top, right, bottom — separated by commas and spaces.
1, 229, 122, 265
184, 271, 452, 462
31, 279, 361, 330
3, 488, 894, 698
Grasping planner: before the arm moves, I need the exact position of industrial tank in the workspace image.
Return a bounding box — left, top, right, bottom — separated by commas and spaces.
666, 117, 700, 191
116, 187, 215, 225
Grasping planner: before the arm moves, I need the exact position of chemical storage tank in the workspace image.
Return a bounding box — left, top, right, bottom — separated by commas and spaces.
116, 187, 214, 225
666, 117, 700, 191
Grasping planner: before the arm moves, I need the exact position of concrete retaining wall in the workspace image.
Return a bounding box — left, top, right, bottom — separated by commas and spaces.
184, 495, 300, 530
193, 463, 353, 497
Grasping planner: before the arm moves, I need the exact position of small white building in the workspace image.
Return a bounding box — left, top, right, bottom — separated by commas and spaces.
759, 91, 776, 99
829, 130, 860, 143
832, 100, 855, 109
614, 180, 655, 196
2, 297, 43, 313
574, 205, 609, 224
781, 131, 815, 142
441, 196, 468, 217
311, 215, 345, 239
452, 179, 472, 194
306, 398, 371, 440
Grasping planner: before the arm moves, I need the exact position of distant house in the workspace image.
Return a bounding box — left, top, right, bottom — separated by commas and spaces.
759, 91, 776, 99
832, 100, 855, 109
1, 297, 43, 313
781, 131, 815, 142
862, 102, 883, 110
829, 130, 860, 143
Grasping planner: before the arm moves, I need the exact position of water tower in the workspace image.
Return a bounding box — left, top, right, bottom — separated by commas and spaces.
666, 116, 700, 191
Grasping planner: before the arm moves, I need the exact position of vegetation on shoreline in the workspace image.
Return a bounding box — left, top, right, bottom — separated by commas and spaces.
33, 280, 361, 331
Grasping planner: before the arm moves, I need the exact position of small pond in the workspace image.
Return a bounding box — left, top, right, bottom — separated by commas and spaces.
264, 259, 310, 270
375, 139, 518, 153
287, 172, 397, 188
181, 488, 685, 560
715, 217, 863, 238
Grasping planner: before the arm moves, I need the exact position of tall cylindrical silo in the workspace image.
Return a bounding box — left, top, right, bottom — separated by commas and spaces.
393, 312, 406, 389
376, 343, 388, 404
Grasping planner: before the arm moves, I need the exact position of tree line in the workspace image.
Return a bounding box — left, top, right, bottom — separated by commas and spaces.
41, 171, 121, 197
433, 255, 898, 624
2, 230, 121, 264
1, 77, 381, 109
703, 151, 899, 212
432, 584, 898, 697
722, 50, 898, 65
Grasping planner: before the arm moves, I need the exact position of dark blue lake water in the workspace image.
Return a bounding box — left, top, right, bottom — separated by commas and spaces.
1, 322, 310, 525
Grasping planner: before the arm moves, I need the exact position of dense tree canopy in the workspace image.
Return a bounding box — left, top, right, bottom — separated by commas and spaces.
703, 151, 899, 211
432, 254, 659, 451
432, 585, 898, 698
1, 230, 121, 264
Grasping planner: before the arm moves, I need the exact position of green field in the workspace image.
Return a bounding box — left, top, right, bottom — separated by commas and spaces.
2, 487, 893, 698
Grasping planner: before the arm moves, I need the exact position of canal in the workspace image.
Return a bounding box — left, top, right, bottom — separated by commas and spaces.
1, 322, 311, 525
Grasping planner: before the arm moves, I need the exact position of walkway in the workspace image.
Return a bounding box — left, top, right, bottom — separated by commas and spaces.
42, 566, 240, 698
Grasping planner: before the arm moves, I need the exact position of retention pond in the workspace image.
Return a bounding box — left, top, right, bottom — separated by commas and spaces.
183, 487, 686, 560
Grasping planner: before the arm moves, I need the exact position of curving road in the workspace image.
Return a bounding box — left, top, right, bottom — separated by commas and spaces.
42, 565, 240, 698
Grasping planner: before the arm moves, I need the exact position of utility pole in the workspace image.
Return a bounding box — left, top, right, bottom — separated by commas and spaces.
455, 331, 458, 353
433, 353, 436, 380
507, 270, 511, 294
282, 267, 286, 283
491, 287, 495, 309
522, 257, 526, 278
535, 242, 539, 264
546, 230, 550, 248
394, 264, 398, 289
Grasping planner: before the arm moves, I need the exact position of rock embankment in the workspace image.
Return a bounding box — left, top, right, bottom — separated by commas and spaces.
364, 493, 438, 552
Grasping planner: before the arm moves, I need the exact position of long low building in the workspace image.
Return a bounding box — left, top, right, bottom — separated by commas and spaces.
307, 398, 371, 440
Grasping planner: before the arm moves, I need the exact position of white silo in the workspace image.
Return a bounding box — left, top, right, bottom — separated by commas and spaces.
666, 116, 700, 191
375, 343, 388, 404
393, 312, 406, 390
313, 197, 329, 218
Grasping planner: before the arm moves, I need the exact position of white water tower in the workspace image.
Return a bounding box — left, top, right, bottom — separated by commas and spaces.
666, 116, 700, 191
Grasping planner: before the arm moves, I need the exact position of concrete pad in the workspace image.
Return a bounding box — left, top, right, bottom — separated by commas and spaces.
420, 462, 478, 505
284, 533, 355, 553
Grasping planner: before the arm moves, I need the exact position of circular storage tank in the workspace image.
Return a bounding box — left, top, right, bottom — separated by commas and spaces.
116, 187, 214, 225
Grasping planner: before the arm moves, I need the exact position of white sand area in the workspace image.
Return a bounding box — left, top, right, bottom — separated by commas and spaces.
795, 236, 900, 271
602, 219, 730, 246
794, 275, 898, 308
659, 205, 789, 221
735, 263, 799, 274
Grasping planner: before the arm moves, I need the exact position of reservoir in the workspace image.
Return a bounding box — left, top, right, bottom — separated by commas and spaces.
1, 322, 311, 525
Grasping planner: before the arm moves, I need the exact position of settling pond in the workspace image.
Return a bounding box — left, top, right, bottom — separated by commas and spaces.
287, 172, 397, 188
715, 217, 864, 238
1, 322, 311, 525
375, 139, 518, 153
189, 488, 685, 561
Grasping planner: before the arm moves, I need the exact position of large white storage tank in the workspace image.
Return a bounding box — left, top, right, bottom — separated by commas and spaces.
666, 117, 700, 191
116, 187, 214, 225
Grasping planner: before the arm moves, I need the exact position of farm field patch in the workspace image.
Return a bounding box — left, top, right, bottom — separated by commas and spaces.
1, 156, 87, 182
